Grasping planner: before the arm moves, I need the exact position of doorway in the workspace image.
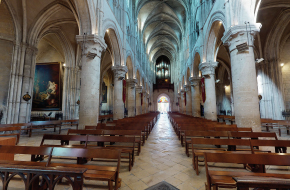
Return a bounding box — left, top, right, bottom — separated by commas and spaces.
157, 96, 169, 113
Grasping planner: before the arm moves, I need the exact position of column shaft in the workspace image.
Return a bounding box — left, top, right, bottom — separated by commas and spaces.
127, 79, 137, 117
76, 35, 107, 129
199, 62, 218, 121
190, 77, 201, 117
136, 86, 142, 115
184, 85, 192, 115
112, 66, 128, 120
204, 75, 217, 120
222, 25, 261, 131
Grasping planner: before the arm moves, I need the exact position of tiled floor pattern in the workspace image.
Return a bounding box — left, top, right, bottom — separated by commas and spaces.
3, 114, 290, 190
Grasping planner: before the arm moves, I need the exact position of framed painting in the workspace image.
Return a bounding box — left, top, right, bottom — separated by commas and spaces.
32, 63, 62, 111
102, 82, 107, 103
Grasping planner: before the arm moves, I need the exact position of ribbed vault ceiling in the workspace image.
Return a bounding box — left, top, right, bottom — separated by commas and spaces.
137, 0, 187, 63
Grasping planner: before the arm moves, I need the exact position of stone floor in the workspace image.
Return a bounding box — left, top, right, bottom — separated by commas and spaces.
3, 114, 290, 190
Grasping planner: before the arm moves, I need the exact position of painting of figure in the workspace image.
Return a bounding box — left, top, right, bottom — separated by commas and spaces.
102, 82, 107, 103
32, 63, 61, 110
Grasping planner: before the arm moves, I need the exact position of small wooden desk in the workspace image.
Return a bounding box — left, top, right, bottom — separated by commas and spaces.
0, 137, 16, 160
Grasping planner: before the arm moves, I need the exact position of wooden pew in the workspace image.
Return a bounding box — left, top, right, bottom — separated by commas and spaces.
86, 125, 148, 144
229, 131, 278, 140
67, 129, 103, 136
180, 127, 252, 147
184, 131, 229, 157
204, 152, 290, 190
29, 120, 62, 137
234, 176, 290, 189
61, 119, 79, 129
67, 129, 143, 155
87, 135, 136, 171
191, 138, 252, 175
49, 147, 121, 190
0, 126, 21, 144
0, 145, 121, 190
40, 134, 135, 171
0, 162, 86, 190
103, 130, 143, 156
40, 134, 88, 147
250, 139, 290, 153
0, 123, 31, 143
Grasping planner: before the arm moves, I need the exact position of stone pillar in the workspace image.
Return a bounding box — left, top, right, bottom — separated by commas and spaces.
136, 86, 143, 115
177, 93, 181, 112
142, 92, 147, 114
189, 77, 201, 117
199, 61, 218, 121
184, 85, 192, 115
222, 24, 261, 131
76, 35, 107, 129
19, 46, 37, 123
126, 79, 137, 117
180, 90, 186, 114
112, 65, 128, 120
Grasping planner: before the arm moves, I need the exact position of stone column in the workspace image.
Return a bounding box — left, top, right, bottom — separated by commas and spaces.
189, 77, 201, 117
222, 24, 261, 131
184, 85, 192, 115
180, 90, 186, 114
199, 61, 218, 121
76, 35, 107, 129
142, 92, 147, 114
19, 46, 37, 123
136, 86, 143, 115
126, 79, 137, 117
112, 65, 128, 120
177, 93, 181, 112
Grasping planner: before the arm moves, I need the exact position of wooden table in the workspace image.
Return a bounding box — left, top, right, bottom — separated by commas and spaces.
0, 137, 16, 160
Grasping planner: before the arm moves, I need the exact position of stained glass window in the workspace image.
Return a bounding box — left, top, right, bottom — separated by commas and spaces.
158, 96, 169, 103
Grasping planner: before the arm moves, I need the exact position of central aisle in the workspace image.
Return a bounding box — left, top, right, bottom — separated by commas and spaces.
119, 114, 206, 190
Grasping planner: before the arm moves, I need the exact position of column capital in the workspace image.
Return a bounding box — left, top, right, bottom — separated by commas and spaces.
136, 86, 143, 93
184, 85, 191, 92
221, 24, 261, 52
76, 34, 107, 59
126, 78, 138, 88
199, 61, 219, 76
112, 65, 128, 79
26, 45, 38, 55
189, 77, 201, 87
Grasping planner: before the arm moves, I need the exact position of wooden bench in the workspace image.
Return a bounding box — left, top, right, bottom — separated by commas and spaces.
50, 147, 121, 190
29, 120, 62, 137
41, 134, 135, 171
234, 176, 290, 189
250, 139, 290, 153
40, 134, 88, 148
67, 129, 143, 155
0, 162, 86, 190
191, 138, 253, 175
103, 130, 143, 156
229, 131, 278, 140
0, 123, 31, 143
86, 125, 148, 144
204, 152, 290, 190
61, 119, 79, 129
67, 129, 103, 136
184, 131, 229, 157
0, 145, 121, 190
